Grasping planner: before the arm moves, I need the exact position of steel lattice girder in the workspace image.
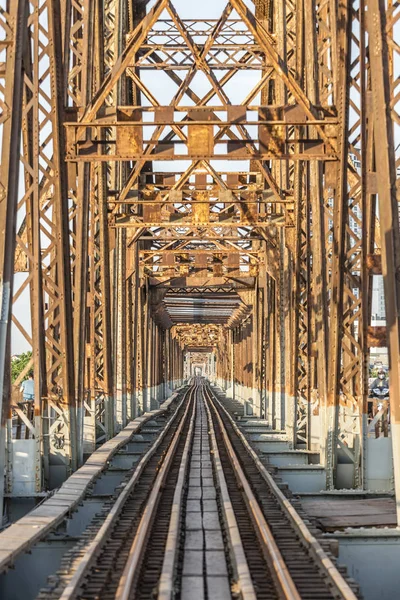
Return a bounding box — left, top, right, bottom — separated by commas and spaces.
0, 0, 398, 514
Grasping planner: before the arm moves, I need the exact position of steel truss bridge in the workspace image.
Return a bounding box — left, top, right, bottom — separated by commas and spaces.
0, 0, 399, 547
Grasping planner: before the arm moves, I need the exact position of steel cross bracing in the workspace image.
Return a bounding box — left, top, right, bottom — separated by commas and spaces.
0, 0, 399, 521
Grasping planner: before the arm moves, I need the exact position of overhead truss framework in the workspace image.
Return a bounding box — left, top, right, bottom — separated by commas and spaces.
0, 0, 399, 519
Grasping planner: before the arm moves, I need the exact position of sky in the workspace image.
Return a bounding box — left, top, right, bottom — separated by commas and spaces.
149, 0, 254, 16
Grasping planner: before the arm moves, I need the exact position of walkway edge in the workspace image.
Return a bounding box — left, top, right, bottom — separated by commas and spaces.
0, 391, 182, 573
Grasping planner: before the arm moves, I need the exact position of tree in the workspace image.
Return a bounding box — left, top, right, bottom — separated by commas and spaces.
11, 351, 33, 383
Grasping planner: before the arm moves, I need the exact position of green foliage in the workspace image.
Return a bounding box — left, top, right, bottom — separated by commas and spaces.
11, 351, 33, 383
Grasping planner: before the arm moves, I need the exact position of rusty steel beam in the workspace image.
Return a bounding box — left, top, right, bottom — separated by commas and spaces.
366, 0, 400, 523
0, 0, 398, 509
0, 0, 27, 514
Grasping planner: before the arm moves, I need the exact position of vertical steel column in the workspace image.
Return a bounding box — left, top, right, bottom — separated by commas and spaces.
0, 0, 26, 515
177, 341, 180, 385
136, 285, 144, 412
238, 326, 243, 401
12, 0, 52, 489
265, 277, 273, 423
114, 228, 127, 429
139, 282, 149, 411
173, 334, 177, 388
252, 289, 260, 416
304, 0, 329, 456
15, 0, 78, 478
126, 274, 134, 420
165, 329, 171, 391
283, 246, 293, 433
366, 0, 400, 523
361, 22, 375, 487
149, 320, 155, 407
309, 165, 328, 458
326, 0, 352, 487
71, 0, 95, 463
85, 0, 115, 447
49, 0, 77, 473
89, 161, 115, 445
259, 284, 267, 419
112, 0, 134, 431
351, 0, 368, 488
245, 320, 250, 410
143, 296, 151, 411
131, 247, 140, 416
230, 328, 235, 398
293, 161, 312, 448
273, 0, 289, 433
242, 324, 247, 402
24, 71, 47, 490
169, 334, 172, 388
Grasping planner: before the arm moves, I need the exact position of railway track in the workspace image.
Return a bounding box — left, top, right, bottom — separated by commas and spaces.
37, 379, 359, 600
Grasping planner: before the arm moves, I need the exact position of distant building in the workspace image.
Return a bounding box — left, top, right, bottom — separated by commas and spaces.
371, 279, 387, 366
372, 276, 386, 320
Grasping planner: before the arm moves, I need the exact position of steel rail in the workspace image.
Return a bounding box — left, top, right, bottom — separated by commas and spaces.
203, 381, 257, 600
157, 384, 198, 600
203, 384, 301, 600
115, 383, 198, 600
207, 384, 358, 600
58, 387, 192, 600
